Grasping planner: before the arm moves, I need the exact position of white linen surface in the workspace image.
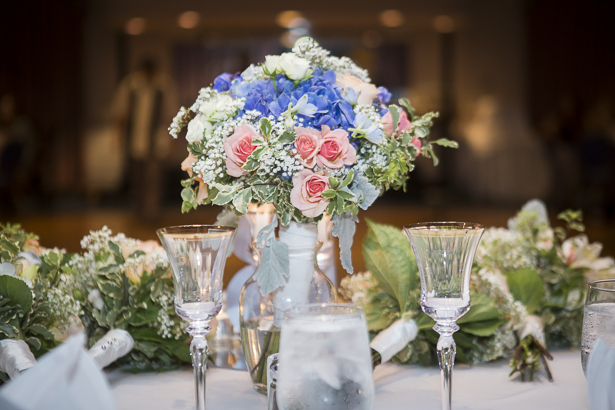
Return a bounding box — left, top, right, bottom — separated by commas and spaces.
109, 350, 588, 410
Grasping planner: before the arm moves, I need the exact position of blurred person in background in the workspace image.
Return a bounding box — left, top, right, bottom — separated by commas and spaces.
111, 58, 176, 222
0, 94, 35, 216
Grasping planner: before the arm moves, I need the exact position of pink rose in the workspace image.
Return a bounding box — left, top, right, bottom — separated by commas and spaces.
381, 110, 412, 137
335, 73, 379, 105
290, 169, 330, 218
223, 124, 260, 177
316, 125, 357, 169
294, 127, 321, 168
410, 138, 422, 155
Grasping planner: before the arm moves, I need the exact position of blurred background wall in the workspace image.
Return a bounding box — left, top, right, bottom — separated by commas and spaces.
0, 0, 614, 256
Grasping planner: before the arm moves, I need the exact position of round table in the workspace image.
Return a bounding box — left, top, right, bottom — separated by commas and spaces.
109, 350, 588, 409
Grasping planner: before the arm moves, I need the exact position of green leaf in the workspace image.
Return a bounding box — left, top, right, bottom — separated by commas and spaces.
25, 337, 41, 352
128, 305, 160, 326
212, 190, 235, 206
507, 269, 544, 314
181, 201, 194, 213
328, 176, 340, 189
389, 105, 400, 136
232, 188, 252, 215
181, 187, 195, 203
321, 189, 337, 199
421, 144, 439, 166
108, 241, 125, 265
180, 178, 194, 188
27, 324, 55, 340
457, 291, 505, 337
277, 131, 296, 144
260, 118, 272, 137
0, 323, 19, 337
431, 138, 459, 148
336, 188, 356, 200
340, 169, 354, 188
362, 220, 417, 315
398, 98, 416, 119
98, 281, 124, 300
0, 275, 33, 313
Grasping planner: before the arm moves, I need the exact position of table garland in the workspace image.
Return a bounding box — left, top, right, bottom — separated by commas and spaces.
0, 224, 80, 382
67, 227, 190, 372
340, 199, 615, 381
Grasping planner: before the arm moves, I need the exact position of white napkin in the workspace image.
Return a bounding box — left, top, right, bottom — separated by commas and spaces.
586, 339, 615, 410
0, 333, 115, 410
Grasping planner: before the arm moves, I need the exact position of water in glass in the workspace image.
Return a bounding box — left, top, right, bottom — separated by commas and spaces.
276, 304, 374, 410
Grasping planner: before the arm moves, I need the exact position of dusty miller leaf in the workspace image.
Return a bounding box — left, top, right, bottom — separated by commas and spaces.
350, 173, 380, 210
254, 239, 289, 296
253, 215, 290, 295
332, 212, 358, 273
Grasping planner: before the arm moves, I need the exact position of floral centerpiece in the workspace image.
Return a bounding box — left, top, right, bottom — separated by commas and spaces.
340, 200, 615, 381
169, 36, 453, 292
68, 227, 190, 372
0, 224, 81, 383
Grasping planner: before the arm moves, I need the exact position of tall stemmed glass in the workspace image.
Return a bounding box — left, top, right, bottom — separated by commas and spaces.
157, 225, 236, 410
404, 222, 483, 410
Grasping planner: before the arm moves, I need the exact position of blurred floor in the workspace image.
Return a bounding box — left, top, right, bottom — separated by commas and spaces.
10, 202, 615, 287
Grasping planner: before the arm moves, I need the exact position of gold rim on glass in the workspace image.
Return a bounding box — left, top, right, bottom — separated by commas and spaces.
156, 224, 235, 238
588, 279, 615, 292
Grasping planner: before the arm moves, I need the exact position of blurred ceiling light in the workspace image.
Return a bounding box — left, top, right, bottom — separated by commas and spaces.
434, 15, 456, 33
362, 30, 384, 48
379, 10, 405, 28
178, 11, 200, 29
276, 10, 303, 28
125, 17, 146, 35
280, 31, 302, 49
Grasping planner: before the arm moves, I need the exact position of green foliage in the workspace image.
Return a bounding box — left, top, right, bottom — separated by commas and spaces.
506, 269, 544, 314
354, 220, 506, 366
73, 233, 190, 372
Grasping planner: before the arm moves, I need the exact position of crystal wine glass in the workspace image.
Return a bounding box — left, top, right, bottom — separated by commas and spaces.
157, 225, 236, 410
404, 222, 484, 410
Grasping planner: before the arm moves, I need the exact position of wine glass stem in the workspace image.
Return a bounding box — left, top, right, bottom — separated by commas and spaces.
435, 323, 458, 410
191, 334, 209, 410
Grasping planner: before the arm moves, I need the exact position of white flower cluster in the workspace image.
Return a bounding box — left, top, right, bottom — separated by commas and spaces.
292, 37, 370, 82
356, 143, 389, 174
46, 286, 83, 332
169, 107, 188, 139
154, 292, 186, 340
339, 271, 378, 306
240, 64, 268, 82
475, 228, 535, 273
355, 104, 383, 126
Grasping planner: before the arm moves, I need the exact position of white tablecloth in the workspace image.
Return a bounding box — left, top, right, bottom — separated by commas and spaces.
109, 350, 588, 410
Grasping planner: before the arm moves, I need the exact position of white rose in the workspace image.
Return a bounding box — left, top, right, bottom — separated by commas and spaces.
186, 115, 208, 143
264, 55, 281, 75
88, 289, 105, 310
211, 95, 234, 121
335, 72, 378, 105
278, 53, 311, 80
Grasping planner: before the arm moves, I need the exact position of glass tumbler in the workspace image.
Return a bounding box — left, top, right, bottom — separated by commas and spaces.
276, 303, 374, 410
581, 279, 615, 374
